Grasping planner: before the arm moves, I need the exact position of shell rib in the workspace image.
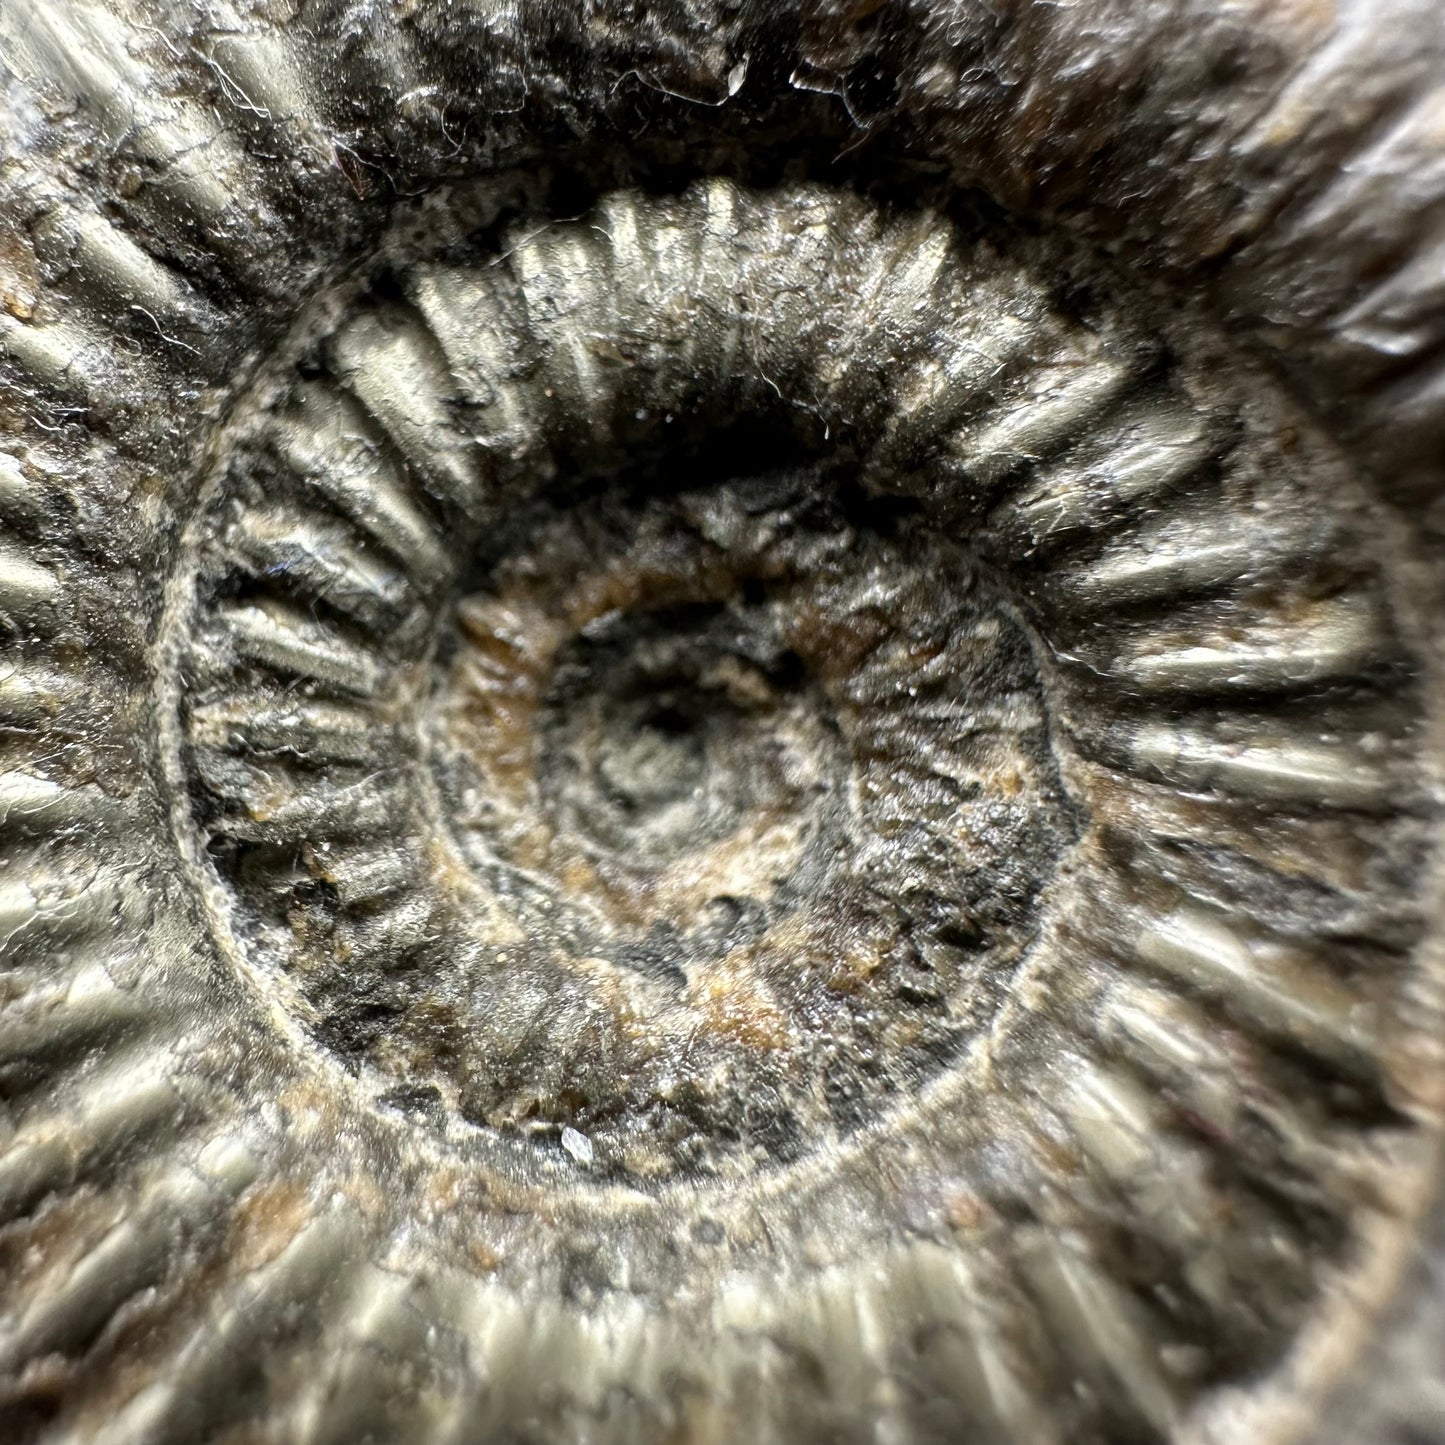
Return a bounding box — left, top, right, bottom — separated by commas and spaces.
1, 2, 1444, 1443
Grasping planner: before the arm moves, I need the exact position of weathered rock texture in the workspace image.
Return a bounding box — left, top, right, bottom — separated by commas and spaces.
0, 3, 1443, 1443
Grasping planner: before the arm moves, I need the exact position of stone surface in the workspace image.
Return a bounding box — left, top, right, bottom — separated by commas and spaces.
0, 3, 1442, 1442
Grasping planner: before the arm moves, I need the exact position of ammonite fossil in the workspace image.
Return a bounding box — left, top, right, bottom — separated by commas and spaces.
1, 2, 1443, 1442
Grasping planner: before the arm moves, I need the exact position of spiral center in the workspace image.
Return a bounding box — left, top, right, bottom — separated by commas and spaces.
388, 466, 1074, 1179
177, 174, 1424, 1244
539, 606, 819, 864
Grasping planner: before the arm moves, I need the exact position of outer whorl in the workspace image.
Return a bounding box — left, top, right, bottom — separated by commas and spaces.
1, 4, 1443, 1444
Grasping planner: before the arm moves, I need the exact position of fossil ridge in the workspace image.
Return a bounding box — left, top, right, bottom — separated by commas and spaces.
0, 3, 1443, 1444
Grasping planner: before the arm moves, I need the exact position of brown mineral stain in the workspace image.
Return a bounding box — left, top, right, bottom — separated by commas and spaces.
0, 1187, 119, 1292
0, 223, 40, 321
945, 1191, 993, 1236
225, 1178, 312, 1275
689, 956, 790, 1051
561, 855, 604, 899
469, 1237, 502, 1273
507, 821, 554, 873
1089, 769, 1378, 893
648, 820, 809, 920
789, 596, 891, 679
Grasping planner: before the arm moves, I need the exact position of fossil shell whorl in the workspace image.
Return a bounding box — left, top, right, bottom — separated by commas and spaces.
1, 3, 1444, 1444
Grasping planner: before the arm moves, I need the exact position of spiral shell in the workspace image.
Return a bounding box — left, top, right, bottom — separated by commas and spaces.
1, 3, 1444, 1443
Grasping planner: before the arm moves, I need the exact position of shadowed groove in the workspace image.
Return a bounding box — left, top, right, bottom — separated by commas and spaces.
0, 1131, 262, 1373
0, 1040, 209, 1225
84, 1209, 366, 1445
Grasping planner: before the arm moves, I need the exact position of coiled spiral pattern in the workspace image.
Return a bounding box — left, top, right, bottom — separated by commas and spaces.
1, 3, 1443, 1444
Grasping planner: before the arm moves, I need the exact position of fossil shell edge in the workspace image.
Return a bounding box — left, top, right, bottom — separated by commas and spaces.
0, 2, 1442, 1443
